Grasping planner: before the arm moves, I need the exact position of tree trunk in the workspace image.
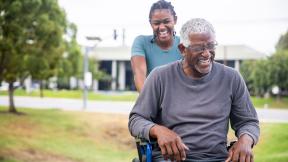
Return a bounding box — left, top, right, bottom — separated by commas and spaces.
8, 82, 17, 113
40, 80, 44, 98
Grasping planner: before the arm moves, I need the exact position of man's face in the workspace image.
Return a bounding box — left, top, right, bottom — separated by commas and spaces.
150, 9, 176, 43
182, 32, 216, 78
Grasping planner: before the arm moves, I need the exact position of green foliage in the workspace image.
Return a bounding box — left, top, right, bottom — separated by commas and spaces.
240, 60, 255, 93
240, 30, 288, 97
89, 58, 111, 81
0, 0, 68, 110
276, 30, 288, 50
240, 59, 271, 96
269, 50, 288, 92
60, 23, 82, 78
251, 60, 271, 96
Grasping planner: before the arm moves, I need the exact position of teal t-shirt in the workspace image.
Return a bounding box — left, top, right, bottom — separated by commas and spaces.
131, 35, 182, 74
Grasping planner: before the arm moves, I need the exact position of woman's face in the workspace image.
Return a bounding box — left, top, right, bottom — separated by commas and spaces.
150, 9, 176, 43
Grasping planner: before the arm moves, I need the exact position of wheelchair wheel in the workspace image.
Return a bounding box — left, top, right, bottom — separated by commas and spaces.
141, 155, 146, 162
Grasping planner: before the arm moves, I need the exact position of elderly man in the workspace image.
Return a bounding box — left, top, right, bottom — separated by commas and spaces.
128, 18, 260, 162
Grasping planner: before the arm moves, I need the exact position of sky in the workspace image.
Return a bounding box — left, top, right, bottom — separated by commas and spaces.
58, 0, 288, 55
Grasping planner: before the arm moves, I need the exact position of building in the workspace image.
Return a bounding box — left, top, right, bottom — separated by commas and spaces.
89, 45, 266, 91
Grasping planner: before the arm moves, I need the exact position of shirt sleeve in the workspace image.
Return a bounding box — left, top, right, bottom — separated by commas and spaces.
128, 68, 162, 141
230, 71, 260, 145
131, 35, 146, 57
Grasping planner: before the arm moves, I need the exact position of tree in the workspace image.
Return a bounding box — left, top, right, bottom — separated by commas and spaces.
251, 60, 271, 97
240, 59, 271, 97
269, 50, 288, 97
25, 0, 66, 97
57, 22, 83, 89
88, 58, 111, 89
240, 60, 256, 94
0, 0, 66, 112
271, 30, 288, 97
276, 30, 288, 50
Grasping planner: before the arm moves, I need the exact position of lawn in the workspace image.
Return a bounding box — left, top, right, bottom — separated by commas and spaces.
0, 89, 138, 101
251, 96, 288, 109
0, 107, 288, 162
1, 89, 288, 109
0, 107, 136, 162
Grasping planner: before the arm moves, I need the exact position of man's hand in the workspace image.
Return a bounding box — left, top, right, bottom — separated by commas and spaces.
150, 125, 189, 162
225, 134, 254, 162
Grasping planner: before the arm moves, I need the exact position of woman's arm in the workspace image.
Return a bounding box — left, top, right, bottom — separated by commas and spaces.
131, 56, 147, 92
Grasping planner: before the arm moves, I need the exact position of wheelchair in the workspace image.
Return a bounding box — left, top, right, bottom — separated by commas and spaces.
132, 137, 236, 162
132, 137, 155, 162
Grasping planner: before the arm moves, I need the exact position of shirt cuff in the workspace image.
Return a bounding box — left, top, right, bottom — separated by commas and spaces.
144, 123, 156, 142
239, 132, 256, 148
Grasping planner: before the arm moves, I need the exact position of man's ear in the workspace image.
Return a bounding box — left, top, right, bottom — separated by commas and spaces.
178, 43, 186, 54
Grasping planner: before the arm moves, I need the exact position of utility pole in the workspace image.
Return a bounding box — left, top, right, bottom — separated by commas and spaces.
223, 45, 227, 66
83, 36, 101, 110
122, 28, 125, 46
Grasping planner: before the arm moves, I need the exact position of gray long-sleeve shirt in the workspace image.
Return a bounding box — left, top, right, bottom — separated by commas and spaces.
128, 60, 259, 160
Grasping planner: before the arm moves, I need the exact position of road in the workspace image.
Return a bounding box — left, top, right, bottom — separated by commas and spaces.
1, 96, 288, 123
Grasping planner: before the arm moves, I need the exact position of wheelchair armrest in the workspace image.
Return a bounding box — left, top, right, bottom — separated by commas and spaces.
134, 137, 156, 162
227, 140, 237, 150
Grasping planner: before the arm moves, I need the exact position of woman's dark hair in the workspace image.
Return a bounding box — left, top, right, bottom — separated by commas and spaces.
149, 0, 177, 22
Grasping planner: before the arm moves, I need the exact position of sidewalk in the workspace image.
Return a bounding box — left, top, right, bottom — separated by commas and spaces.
0, 96, 134, 114
1, 96, 288, 123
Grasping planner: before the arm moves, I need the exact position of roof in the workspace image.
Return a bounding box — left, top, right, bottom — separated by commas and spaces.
214, 45, 266, 60
89, 45, 266, 61
89, 46, 130, 61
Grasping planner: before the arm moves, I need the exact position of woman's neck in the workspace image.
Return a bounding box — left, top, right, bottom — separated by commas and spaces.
156, 38, 173, 50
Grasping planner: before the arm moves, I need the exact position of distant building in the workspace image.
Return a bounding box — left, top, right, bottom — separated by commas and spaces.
89, 45, 266, 91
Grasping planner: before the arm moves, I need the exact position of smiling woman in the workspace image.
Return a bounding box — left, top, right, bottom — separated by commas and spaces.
130, 0, 182, 92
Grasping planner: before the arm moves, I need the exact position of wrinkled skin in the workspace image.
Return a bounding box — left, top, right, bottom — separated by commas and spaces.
150, 125, 189, 162
226, 134, 254, 162
178, 32, 216, 78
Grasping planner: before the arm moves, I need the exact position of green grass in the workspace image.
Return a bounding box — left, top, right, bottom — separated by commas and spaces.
0, 107, 136, 162
2, 89, 288, 108
251, 96, 288, 109
0, 89, 138, 101
0, 107, 288, 162
253, 123, 288, 162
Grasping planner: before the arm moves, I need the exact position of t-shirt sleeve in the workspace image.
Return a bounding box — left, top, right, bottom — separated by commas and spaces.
131, 35, 146, 57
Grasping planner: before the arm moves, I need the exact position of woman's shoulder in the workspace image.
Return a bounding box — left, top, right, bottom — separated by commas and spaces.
174, 35, 180, 42
134, 35, 154, 42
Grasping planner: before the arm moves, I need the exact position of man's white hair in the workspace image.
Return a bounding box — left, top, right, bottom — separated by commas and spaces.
180, 18, 215, 47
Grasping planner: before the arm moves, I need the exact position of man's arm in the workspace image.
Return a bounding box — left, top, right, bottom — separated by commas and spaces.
131, 56, 147, 92
228, 71, 260, 162
230, 71, 260, 144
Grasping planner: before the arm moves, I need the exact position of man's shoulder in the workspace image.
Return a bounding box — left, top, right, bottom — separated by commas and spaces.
214, 62, 236, 73
151, 61, 179, 75
213, 62, 240, 80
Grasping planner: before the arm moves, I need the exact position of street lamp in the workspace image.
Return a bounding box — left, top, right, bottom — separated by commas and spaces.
83, 36, 102, 110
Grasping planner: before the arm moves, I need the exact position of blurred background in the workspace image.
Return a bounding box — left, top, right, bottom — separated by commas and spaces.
0, 0, 288, 162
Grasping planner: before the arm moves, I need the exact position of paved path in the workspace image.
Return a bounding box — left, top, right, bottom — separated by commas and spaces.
0, 96, 133, 114
1, 96, 288, 123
